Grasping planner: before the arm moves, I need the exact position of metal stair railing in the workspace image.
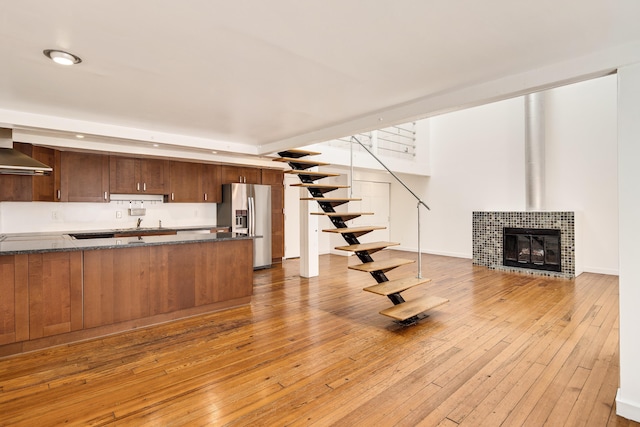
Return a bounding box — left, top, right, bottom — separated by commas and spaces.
350, 135, 430, 279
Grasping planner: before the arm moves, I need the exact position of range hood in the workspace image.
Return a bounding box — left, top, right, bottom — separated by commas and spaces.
0, 128, 53, 175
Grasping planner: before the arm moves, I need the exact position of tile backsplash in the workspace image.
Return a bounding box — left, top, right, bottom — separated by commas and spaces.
0, 201, 217, 234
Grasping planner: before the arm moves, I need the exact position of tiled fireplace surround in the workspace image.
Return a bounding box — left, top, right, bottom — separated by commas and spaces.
472, 211, 579, 278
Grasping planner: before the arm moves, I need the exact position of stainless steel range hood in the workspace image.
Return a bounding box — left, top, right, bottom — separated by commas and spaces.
0, 128, 53, 175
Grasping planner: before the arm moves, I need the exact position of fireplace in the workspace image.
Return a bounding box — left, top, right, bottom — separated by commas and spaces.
503, 227, 561, 272
472, 211, 578, 278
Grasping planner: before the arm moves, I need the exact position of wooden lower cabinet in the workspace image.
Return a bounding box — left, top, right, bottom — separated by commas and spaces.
84, 240, 253, 325
0, 239, 253, 355
83, 247, 151, 328
149, 240, 252, 314
28, 251, 83, 339
0, 255, 29, 345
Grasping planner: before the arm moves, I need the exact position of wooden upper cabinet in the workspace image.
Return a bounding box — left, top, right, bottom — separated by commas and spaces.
169, 161, 202, 202
220, 165, 261, 185
110, 156, 169, 194
201, 164, 221, 203
32, 146, 61, 202
0, 143, 60, 202
139, 158, 169, 194
109, 156, 136, 193
60, 151, 110, 202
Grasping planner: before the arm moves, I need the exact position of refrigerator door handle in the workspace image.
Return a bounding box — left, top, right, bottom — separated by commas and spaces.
248, 196, 254, 235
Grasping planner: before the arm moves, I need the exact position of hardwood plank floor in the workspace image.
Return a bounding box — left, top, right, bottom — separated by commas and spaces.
0, 252, 637, 426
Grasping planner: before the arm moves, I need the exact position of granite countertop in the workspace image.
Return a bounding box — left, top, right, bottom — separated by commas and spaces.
0, 226, 257, 255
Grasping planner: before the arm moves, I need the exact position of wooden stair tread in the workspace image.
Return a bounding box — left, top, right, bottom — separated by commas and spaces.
292, 184, 349, 194
379, 295, 449, 321
364, 277, 432, 296
301, 197, 361, 207
334, 241, 400, 252
273, 157, 330, 166
323, 226, 386, 234
301, 197, 361, 201
291, 184, 350, 189
348, 257, 414, 273
311, 212, 373, 221
311, 212, 373, 216
277, 149, 321, 158
285, 170, 340, 178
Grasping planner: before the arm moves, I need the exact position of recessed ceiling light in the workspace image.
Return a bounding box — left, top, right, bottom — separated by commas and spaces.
75, 134, 84, 139
153, 144, 159, 147
211, 151, 218, 154
43, 49, 82, 66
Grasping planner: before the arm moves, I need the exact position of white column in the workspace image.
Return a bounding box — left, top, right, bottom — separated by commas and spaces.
616, 63, 640, 422
299, 187, 319, 278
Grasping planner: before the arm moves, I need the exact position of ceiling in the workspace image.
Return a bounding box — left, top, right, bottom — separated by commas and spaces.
2, 1, 640, 157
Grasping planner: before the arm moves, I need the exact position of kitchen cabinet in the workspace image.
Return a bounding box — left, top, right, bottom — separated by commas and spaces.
201, 163, 221, 203
0, 143, 60, 202
109, 156, 169, 194
168, 161, 221, 203
168, 161, 202, 202
149, 240, 252, 314
83, 247, 150, 328
0, 255, 29, 345
261, 169, 285, 261
0, 237, 254, 357
221, 165, 261, 185
60, 151, 110, 202
28, 251, 83, 339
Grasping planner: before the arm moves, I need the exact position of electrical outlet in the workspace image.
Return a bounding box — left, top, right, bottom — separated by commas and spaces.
116, 210, 122, 219
51, 211, 58, 220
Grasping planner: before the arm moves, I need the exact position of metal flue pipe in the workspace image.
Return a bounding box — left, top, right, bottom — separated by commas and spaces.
524, 92, 546, 211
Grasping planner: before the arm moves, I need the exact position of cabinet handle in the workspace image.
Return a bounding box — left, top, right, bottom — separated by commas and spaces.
143, 183, 146, 191
204, 193, 208, 201
57, 189, 61, 200
171, 192, 175, 201
104, 192, 108, 200
137, 182, 140, 191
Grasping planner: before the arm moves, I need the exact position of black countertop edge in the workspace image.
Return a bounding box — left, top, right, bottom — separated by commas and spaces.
0, 232, 259, 256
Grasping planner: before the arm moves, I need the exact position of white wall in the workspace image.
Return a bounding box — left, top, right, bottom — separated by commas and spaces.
413, 97, 526, 258
616, 63, 640, 422
0, 200, 217, 233
383, 76, 619, 275
545, 75, 618, 274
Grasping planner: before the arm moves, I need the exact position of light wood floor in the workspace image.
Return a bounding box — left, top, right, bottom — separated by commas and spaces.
0, 252, 636, 426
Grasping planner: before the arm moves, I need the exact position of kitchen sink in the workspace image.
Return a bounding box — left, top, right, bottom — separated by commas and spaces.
69, 232, 116, 240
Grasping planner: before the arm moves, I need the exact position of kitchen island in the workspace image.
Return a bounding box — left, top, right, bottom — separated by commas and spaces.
0, 230, 256, 357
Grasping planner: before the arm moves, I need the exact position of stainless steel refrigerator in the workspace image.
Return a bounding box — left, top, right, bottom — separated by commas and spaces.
218, 183, 272, 269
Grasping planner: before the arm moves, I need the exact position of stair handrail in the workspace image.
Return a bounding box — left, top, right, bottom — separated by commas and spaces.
350, 135, 430, 279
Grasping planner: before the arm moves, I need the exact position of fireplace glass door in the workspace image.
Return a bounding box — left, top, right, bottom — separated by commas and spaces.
503, 228, 561, 272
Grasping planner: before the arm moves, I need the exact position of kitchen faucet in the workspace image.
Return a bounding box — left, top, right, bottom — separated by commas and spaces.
136, 218, 143, 229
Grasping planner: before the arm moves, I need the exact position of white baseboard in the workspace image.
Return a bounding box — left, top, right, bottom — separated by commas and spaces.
617, 389, 640, 422
581, 266, 619, 276
390, 245, 472, 260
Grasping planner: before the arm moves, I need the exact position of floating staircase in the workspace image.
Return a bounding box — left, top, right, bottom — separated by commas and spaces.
276, 148, 448, 325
